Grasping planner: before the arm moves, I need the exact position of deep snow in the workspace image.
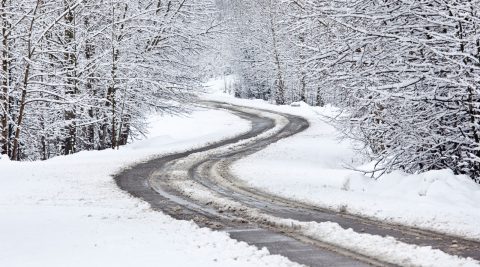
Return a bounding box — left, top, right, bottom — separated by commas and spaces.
0, 108, 299, 267
205, 76, 480, 242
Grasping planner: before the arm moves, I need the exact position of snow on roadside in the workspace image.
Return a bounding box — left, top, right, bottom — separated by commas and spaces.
0, 107, 299, 267
299, 221, 479, 267
166, 150, 479, 267
204, 78, 480, 242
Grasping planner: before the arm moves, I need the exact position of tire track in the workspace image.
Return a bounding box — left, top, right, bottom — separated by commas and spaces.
116, 101, 480, 266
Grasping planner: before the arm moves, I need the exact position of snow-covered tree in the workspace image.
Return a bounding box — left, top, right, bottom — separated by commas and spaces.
221, 0, 480, 182
0, 0, 219, 160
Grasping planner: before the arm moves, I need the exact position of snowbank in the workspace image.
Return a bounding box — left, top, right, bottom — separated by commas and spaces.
0, 107, 298, 267
204, 83, 480, 241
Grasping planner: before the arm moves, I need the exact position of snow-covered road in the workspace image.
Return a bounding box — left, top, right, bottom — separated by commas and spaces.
2, 82, 480, 266
116, 101, 480, 267
0, 107, 297, 267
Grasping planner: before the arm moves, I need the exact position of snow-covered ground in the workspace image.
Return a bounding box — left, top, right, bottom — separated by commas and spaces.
3, 75, 480, 267
205, 76, 480, 242
0, 108, 298, 267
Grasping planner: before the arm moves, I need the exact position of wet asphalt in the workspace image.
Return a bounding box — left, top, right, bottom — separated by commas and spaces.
115, 101, 480, 266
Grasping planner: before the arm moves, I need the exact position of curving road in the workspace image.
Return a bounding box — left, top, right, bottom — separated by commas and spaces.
115, 101, 480, 267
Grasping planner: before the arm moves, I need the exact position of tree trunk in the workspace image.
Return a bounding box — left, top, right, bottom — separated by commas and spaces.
11, 65, 30, 160
1, 0, 9, 156
11, 0, 40, 160
299, 34, 306, 103
316, 87, 324, 107
269, 2, 285, 105
107, 3, 128, 149
63, 0, 78, 155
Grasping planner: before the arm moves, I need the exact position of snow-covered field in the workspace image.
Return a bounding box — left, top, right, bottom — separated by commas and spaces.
205, 77, 480, 242
0, 108, 298, 267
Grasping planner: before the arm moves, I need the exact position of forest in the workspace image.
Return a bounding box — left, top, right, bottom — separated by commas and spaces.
0, 0, 219, 161
216, 0, 480, 182
1, 0, 480, 182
